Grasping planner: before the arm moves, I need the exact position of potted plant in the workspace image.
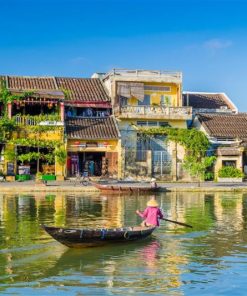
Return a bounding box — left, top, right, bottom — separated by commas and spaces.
217, 166, 244, 183
41, 152, 56, 181
16, 153, 31, 181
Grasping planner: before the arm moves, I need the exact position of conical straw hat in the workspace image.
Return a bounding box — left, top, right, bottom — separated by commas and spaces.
147, 198, 159, 207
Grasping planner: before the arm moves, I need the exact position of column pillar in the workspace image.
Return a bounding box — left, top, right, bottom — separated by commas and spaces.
7, 102, 12, 119
60, 102, 65, 122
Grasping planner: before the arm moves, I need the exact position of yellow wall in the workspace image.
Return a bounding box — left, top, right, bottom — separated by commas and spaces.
4, 127, 64, 177
12, 128, 63, 141
127, 82, 180, 107
67, 139, 122, 178
214, 156, 243, 177
67, 139, 119, 153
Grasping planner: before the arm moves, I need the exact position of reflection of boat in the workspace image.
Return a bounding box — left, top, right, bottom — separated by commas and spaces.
42, 225, 156, 248
93, 182, 162, 194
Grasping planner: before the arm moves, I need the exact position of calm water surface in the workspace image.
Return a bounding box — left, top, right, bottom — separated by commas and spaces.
0, 192, 247, 295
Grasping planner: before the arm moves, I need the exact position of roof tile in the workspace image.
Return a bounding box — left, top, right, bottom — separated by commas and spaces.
66, 116, 119, 139
8, 76, 57, 90
56, 77, 110, 102
183, 92, 234, 110
197, 113, 247, 139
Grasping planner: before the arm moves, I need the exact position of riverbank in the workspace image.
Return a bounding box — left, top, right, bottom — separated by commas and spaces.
1, 180, 247, 193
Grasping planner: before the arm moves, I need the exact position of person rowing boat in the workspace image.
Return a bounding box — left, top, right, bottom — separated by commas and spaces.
136, 197, 164, 227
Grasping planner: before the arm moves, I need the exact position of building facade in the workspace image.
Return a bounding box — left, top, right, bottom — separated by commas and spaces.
193, 113, 247, 178
100, 69, 192, 180
56, 77, 121, 179
0, 76, 65, 180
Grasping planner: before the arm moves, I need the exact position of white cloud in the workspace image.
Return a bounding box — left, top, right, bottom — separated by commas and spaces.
203, 38, 233, 50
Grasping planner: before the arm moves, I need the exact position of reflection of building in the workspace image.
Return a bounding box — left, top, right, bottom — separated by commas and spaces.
213, 192, 243, 230
99, 69, 192, 180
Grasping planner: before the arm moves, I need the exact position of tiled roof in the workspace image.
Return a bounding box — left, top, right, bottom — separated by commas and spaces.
8, 76, 57, 90
197, 113, 247, 139
55, 77, 110, 102
1, 75, 110, 103
183, 92, 235, 111
66, 116, 119, 139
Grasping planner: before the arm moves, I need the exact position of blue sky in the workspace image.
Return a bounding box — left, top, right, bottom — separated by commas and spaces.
1, 0, 247, 110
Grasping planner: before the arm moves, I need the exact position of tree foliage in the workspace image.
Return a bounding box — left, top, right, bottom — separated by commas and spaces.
55, 147, 67, 166
140, 127, 215, 180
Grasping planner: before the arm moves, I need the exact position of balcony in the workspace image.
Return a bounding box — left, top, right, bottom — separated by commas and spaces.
14, 114, 63, 126
114, 105, 192, 120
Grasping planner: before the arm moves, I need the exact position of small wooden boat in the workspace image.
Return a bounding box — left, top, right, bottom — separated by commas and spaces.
93, 182, 161, 194
42, 225, 156, 248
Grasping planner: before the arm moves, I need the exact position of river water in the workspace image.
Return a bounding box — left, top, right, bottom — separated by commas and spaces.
0, 192, 247, 295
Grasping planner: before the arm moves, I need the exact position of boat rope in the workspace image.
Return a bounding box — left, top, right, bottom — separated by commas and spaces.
101, 229, 106, 240
124, 231, 130, 239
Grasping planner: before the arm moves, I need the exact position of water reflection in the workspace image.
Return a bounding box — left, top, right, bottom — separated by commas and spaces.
0, 192, 246, 295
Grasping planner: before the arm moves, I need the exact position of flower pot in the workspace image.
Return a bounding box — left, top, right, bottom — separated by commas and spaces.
16, 174, 31, 181
42, 175, 56, 181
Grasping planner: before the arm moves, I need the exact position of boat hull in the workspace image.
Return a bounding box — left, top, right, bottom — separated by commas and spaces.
42, 225, 156, 248
93, 183, 161, 194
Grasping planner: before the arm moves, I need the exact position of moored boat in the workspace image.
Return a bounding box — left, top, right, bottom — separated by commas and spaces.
93, 182, 161, 194
42, 225, 156, 248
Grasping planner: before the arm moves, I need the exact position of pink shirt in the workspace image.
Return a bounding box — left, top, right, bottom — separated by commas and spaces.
137, 206, 164, 226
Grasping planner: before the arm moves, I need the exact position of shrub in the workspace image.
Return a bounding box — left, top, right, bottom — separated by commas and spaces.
218, 166, 244, 178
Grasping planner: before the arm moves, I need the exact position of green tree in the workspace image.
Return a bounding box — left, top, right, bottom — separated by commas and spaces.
140, 127, 215, 182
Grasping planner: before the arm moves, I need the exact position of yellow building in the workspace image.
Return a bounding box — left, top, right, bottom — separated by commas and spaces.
55, 77, 121, 179
1, 76, 65, 180
99, 69, 192, 180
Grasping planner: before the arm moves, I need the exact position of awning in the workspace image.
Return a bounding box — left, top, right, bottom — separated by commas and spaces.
117, 82, 144, 102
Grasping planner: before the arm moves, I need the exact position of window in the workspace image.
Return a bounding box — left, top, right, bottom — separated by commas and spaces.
160, 95, 172, 106
222, 160, 236, 167
136, 121, 170, 127
144, 85, 171, 92
138, 94, 150, 106
136, 134, 148, 161
120, 97, 128, 106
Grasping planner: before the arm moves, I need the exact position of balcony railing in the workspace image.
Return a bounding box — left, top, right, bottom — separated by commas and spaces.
14, 114, 62, 126
114, 105, 192, 119
105, 69, 182, 81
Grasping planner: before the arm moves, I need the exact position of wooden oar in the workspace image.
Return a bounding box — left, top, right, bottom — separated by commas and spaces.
161, 218, 193, 228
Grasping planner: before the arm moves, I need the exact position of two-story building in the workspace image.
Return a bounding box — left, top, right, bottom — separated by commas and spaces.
99, 69, 193, 180
0, 75, 65, 180
56, 77, 121, 178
